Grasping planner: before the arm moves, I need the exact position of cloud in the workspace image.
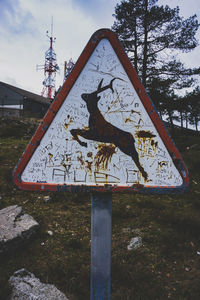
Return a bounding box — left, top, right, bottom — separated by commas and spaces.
19, 0, 98, 58
0, 0, 198, 95
3, 76, 19, 87
72, 0, 116, 26
0, 0, 36, 38
0, 0, 17, 21
0, 0, 112, 94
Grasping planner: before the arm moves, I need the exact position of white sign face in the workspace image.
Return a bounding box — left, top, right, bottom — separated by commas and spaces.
21, 39, 183, 187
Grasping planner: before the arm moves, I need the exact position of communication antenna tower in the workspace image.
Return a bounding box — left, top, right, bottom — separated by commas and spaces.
37, 17, 59, 100
64, 58, 75, 82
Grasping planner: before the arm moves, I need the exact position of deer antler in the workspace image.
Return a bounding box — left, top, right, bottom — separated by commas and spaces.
96, 78, 116, 94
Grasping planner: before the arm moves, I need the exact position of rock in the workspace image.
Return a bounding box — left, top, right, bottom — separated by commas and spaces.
0, 205, 39, 254
44, 196, 51, 203
47, 230, 53, 236
127, 236, 142, 250
9, 269, 69, 300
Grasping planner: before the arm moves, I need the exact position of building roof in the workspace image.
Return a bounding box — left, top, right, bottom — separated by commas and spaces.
0, 81, 51, 106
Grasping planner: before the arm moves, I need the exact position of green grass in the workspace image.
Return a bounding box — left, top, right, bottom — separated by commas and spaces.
0, 117, 200, 299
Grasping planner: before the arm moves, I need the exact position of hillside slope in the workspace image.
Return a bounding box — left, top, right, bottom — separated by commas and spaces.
0, 117, 200, 300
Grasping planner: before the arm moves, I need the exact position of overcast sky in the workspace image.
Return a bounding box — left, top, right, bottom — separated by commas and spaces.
0, 0, 199, 96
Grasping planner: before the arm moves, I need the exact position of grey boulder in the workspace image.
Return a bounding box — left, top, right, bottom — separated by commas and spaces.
9, 269, 69, 300
0, 205, 39, 254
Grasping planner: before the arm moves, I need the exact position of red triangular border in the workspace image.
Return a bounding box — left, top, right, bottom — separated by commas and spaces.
13, 28, 189, 193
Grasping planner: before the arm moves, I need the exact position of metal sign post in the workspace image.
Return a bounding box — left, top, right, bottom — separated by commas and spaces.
91, 193, 112, 300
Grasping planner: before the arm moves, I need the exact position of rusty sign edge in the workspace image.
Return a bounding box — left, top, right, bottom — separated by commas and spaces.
13, 28, 189, 193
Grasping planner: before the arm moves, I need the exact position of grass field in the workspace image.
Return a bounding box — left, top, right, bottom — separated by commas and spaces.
0, 117, 200, 300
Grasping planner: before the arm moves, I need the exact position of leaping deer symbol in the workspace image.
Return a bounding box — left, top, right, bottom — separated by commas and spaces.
70, 78, 148, 180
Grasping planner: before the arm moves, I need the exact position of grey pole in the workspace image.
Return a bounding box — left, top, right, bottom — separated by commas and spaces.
91, 193, 112, 300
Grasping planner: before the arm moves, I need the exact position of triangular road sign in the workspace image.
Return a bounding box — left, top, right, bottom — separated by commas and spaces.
13, 29, 189, 193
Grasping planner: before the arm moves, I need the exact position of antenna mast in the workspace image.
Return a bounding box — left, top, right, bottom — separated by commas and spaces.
37, 17, 59, 100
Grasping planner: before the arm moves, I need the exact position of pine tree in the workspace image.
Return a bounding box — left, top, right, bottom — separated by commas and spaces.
112, 0, 200, 91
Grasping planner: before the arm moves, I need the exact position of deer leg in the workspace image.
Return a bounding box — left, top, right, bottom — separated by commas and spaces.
70, 129, 88, 147
117, 134, 148, 180
70, 128, 99, 148
133, 156, 148, 181
129, 147, 148, 180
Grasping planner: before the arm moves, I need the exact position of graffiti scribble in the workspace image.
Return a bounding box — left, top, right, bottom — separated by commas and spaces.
95, 143, 116, 171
